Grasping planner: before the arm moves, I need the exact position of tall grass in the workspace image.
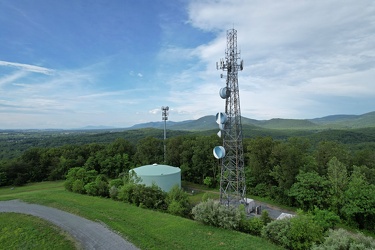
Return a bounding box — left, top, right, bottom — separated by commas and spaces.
0, 181, 283, 250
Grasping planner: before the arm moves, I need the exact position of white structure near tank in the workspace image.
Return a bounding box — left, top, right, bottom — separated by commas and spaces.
276, 213, 295, 220
130, 163, 181, 192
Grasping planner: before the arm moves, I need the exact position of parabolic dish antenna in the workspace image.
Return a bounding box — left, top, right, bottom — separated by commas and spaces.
213, 146, 226, 159
219, 87, 230, 99
216, 112, 227, 125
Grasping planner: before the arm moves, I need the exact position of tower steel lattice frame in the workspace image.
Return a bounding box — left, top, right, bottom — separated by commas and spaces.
217, 29, 246, 206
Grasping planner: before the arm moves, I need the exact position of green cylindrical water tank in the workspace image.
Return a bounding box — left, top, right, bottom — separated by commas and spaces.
130, 164, 181, 192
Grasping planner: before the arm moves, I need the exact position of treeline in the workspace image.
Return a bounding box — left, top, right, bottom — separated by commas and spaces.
0, 128, 192, 160
246, 137, 375, 231
2, 126, 375, 160
1, 134, 375, 231
0, 135, 219, 187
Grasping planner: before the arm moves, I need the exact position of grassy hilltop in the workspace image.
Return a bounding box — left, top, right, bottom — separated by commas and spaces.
0, 181, 282, 250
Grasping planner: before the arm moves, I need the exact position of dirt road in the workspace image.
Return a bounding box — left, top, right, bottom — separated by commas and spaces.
0, 199, 139, 250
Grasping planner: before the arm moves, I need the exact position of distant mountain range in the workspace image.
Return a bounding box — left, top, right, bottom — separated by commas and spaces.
128, 111, 375, 131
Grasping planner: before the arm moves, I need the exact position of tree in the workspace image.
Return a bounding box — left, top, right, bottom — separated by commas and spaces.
99, 153, 130, 178
341, 167, 375, 230
245, 137, 276, 192
288, 171, 329, 210
179, 137, 196, 182
351, 148, 375, 170
315, 141, 349, 176
106, 138, 135, 157
270, 137, 312, 203
191, 135, 220, 185
326, 157, 348, 213
43, 148, 64, 180
134, 137, 163, 166
21, 148, 46, 182
0, 159, 29, 186
165, 136, 185, 167
355, 164, 375, 185
0, 171, 6, 186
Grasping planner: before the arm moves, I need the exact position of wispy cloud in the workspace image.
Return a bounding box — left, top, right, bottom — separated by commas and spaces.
0, 60, 54, 75
149, 108, 160, 115
0, 71, 28, 87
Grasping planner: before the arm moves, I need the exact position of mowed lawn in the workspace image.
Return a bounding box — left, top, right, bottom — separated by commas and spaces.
0, 213, 76, 250
0, 181, 283, 250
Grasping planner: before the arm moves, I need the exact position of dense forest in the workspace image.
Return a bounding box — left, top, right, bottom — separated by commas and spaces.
1, 126, 375, 232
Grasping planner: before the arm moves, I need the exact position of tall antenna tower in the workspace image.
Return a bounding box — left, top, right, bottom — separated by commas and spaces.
214, 29, 246, 206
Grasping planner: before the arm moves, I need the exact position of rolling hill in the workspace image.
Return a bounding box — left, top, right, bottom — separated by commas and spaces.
128, 111, 375, 131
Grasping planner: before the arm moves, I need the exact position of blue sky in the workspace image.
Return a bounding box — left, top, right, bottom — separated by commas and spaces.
0, 0, 374, 129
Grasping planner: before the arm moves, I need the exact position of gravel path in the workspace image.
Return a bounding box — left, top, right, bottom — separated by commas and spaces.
0, 199, 139, 250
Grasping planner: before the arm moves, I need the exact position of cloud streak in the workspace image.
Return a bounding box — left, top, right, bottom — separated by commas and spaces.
0, 60, 54, 75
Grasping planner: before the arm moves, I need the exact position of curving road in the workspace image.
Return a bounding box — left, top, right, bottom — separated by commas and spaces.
0, 199, 139, 250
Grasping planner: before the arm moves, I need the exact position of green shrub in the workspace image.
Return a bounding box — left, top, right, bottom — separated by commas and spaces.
109, 178, 123, 188
167, 200, 185, 216
262, 214, 324, 250
192, 199, 241, 230
109, 185, 119, 200
310, 207, 340, 232
203, 176, 212, 187
84, 182, 98, 196
260, 210, 272, 225
64, 179, 74, 191
253, 183, 271, 197
118, 182, 137, 203
288, 213, 323, 250
65, 167, 99, 194
95, 175, 109, 197
166, 185, 191, 217
72, 179, 85, 194
118, 183, 166, 210
312, 228, 375, 250
84, 170, 98, 184
201, 192, 216, 202
136, 184, 166, 210
64, 167, 83, 191
261, 218, 291, 247
240, 217, 264, 236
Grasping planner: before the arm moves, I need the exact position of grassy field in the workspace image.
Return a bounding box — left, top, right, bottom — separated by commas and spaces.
0, 181, 283, 250
0, 213, 76, 249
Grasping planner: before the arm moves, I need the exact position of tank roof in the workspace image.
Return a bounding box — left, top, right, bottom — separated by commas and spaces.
132, 164, 180, 176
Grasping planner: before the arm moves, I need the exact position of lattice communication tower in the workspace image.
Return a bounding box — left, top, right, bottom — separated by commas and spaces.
214, 29, 246, 206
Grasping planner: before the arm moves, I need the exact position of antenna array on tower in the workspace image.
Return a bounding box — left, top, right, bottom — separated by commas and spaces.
213, 29, 246, 206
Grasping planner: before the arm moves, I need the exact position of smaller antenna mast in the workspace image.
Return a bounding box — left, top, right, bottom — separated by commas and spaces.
161, 106, 169, 163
